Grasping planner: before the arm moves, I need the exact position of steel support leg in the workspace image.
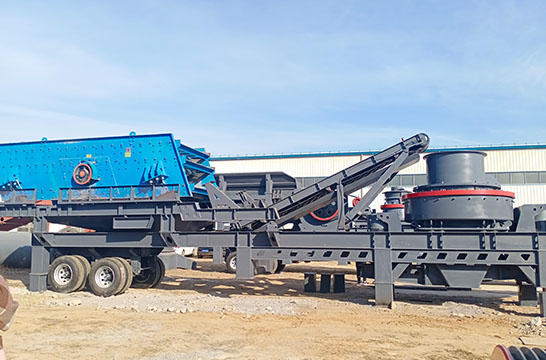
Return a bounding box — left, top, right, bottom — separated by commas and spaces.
235, 236, 254, 279
518, 282, 538, 306
30, 217, 49, 292
540, 293, 546, 317
29, 244, 49, 292
537, 235, 546, 316
374, 235, 394, 307
304, 272, 316, 292
212, 247, 223, 264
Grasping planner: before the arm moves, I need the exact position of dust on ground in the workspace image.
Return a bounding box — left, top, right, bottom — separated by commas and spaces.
0, 260, 542, 359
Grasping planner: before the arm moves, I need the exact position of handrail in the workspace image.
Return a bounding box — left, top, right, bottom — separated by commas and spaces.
0, 189, 37, 205
57, 184, 181, 203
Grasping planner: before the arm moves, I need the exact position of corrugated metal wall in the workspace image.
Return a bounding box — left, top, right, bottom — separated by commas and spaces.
211, 148, 546, 211
487, 149, 546, 172
504, 185, 546, 207
212, 155, 363, 177
213, 148, 546, 174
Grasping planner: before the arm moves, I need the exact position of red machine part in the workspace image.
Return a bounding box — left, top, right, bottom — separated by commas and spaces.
402, 189, 515, 201
310, 209, 339, 222
380, 204, 404, 210
73, 163, 93, 186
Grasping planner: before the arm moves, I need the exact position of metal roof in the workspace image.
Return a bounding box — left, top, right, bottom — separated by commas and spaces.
211, 143, 546, 161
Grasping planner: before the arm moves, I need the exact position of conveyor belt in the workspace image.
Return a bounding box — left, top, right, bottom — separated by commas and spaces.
251, 133, 430, 229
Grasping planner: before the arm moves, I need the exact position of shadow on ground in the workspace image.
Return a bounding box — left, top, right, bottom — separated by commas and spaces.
1, 259, 534, 316
157, 259, 528, 315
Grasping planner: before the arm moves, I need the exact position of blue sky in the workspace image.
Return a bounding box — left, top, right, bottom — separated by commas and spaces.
0, 1, 545, 155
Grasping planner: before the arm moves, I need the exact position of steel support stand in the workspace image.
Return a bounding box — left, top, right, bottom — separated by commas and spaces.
537, 235, 546, 316
29, 217, 49, 291
212, 247, 223, 264
29, 243, 49, 292
518, 282, 538, 306
373, 234, 394, 307
333, 273, 346, 293
540, 292, 546, 317
235, 234, 254, 279
320, 273, 331, 293
304, 272, 316, 292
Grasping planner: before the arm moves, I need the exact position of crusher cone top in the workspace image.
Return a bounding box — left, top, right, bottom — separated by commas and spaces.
380, 186, 409, 219
403, 151, 515, 230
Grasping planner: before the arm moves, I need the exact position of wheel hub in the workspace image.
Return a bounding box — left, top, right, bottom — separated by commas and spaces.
95, 265, 115, 289
53, 264, 73, 285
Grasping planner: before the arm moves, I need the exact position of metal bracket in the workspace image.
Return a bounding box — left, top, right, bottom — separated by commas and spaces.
265, 222, 280, 246
205, 182, 239, 209
239, 191, 258, 208
345, 150, 409, 223
336, 181, 345, 230
514, 205, 546, 232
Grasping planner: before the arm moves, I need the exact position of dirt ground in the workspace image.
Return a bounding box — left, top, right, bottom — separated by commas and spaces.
1, 259, 544, 359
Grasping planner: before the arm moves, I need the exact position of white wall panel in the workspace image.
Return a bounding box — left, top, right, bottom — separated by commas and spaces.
397, 154, 426, 174
485, 150, 546, 172
211, 148, 546, 205
212, 155, 363, 177
211, 154, 428, 177
503, 185, 546, 207
212, 149, 546, 177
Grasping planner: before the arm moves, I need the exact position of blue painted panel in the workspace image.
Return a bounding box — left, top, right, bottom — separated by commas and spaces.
0, 133, 196, 199
176, 142, 216, 193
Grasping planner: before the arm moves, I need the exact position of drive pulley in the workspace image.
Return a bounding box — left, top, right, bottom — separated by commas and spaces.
73, 162, 93, 185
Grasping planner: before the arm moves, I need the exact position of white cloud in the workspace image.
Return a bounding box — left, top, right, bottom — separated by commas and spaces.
0, 104, 131, 142
0, 42, 169, 100
0, 1, 545, 154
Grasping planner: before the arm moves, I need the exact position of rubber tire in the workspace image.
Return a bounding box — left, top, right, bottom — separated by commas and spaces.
72, 255, 91, 291
131, 257, 161, 289
121, 258, 134, 293
113, 258, 133, 295
48, 255, 87, 293
88, 258, 127, 297
150, 257, 165, 288
225, 252, 237, 274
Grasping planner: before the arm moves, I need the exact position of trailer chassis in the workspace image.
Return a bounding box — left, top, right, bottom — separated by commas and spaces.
27, 223, 546, 315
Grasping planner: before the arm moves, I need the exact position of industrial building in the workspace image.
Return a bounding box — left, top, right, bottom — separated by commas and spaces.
210, 143, 546, 210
